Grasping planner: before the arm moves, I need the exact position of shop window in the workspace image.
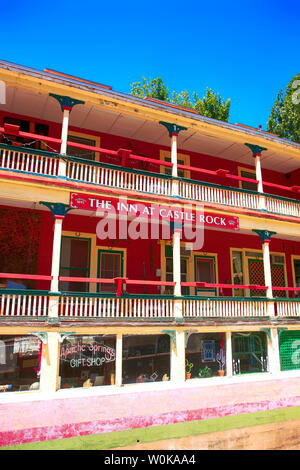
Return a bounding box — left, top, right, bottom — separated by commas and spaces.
0, 335, 41, 392
59, 335, 116, 389
122, 334, 170, 384
232, 332, 268, 374
67, 134, 96, 161
185, 333, 225, 378
59, 237, 90, 292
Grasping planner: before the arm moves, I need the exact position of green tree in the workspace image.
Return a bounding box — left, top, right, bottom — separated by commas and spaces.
267, 73, 300, 143
130, 77, 231, 122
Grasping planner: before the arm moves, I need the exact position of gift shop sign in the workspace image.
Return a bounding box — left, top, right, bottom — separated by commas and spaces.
69, 192, 239, 231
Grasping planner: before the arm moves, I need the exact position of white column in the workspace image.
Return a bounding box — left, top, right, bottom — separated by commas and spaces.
39, 332, 60, 393
255, 154, 266, 209
115, 333, 123, 386
267, 328, 281, 375
58, 108, 70, 176
171, 133, 179, 196
173, 227, 181, 297
50, 216, 63, 292
225, 331, 233, 377
60, 108, 70, 155
262, 241, 273, 299
170, 330, 185, 383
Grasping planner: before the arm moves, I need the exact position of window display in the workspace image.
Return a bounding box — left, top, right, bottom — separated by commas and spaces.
122, 334, 170, 384
0, 335, 41, 392
59, 335, 116, 388
185, 333, 225, 378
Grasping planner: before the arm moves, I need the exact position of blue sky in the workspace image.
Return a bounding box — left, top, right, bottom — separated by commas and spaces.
1, 0, 299, 128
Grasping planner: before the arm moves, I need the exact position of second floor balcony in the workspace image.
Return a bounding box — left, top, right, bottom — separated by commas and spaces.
1, 142, 300, 220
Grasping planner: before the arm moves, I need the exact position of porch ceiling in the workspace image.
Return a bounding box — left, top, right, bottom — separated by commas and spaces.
1, 85, 300, 175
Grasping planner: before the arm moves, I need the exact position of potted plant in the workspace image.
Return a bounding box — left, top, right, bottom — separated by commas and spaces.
198, 366, 212, 378
216, 349, 226, 376
185, 359, 193, 379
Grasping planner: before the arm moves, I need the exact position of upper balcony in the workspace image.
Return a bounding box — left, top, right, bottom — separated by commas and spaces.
0, 63, 300, 223
1, 140, 300, 221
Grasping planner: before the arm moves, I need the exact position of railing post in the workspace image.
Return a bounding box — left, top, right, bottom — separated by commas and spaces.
245, 143, 267, 210
49, 94, 85, 177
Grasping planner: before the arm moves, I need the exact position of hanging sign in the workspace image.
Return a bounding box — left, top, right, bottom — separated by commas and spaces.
69, 192, 239, 231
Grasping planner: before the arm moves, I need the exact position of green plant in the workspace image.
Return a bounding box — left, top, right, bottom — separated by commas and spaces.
198, 366, 212, 378
185, 359, 194, 374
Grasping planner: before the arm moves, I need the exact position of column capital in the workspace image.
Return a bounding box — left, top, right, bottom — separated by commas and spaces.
245, 143, 267, 157
159, 121, 187, 137
40, 201, 72, 220
253, 229, 276, 243
169, 221, 183, 234
49, 93, 85, 112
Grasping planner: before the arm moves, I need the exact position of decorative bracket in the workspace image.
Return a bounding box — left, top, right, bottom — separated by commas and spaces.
253, 229, 276, 244
161, 329, 176, 350
185, 329, 198, 347
29, 332, 48, 344
260, 328, 272, 342
159, 121, 187, 137
278, 327, 288, 339
245, 143, 267, 157
49, 93, 85, 112
40, 201, 72, 220
58, 332, 76, 343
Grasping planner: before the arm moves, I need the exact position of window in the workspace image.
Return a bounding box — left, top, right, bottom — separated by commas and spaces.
97, 250, 124, 293
232, 332, 268, 374
59, 334, 116, 388
122, 334, 170, 384
0, 335, 42, 392
232, 250, 244, 296
67, 133, 98, 161
194, 256, 217, 295
165, 256, 189, 295
59, 237, 90, 292
238, 167, 258, 191
160, 150, 190, 179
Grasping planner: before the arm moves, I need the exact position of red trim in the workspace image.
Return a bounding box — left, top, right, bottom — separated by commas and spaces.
0, 273, 52, 281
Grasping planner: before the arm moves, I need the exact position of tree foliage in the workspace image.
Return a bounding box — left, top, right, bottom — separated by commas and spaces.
267, 73, 300, 144
130, 76, 231, 122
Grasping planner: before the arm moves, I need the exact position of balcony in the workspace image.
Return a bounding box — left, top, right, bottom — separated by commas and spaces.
1, 276, 300, 321
1, 143, 300, 220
